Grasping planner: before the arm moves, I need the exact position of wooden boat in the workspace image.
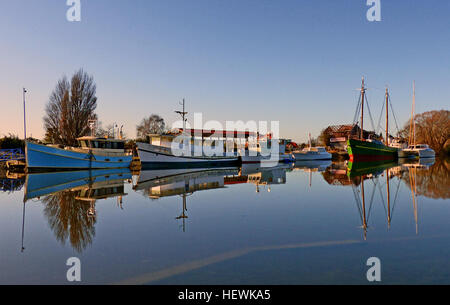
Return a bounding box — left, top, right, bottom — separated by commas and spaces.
347, 78, 398, 162
26, 136, 132, 172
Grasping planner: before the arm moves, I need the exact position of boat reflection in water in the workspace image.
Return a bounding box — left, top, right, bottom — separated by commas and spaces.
22, 169, 132, 252
133, 163, 293, 230
293, 160, 332, 187
320, 159, 441, 240
348, 161, 403, 240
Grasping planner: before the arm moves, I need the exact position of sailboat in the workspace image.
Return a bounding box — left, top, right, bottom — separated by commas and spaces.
398, 82, 436, 159
347, 78, 398, 163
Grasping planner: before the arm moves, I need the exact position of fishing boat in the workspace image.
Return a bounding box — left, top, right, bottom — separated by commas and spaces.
347, 78, 398, 162
398, 82, 436, 159
25, 136, 132, 172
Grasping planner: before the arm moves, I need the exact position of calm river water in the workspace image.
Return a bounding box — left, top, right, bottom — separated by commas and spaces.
0, 158, 449, 284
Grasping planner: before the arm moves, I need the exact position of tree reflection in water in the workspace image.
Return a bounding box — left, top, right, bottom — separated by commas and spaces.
401, 158, 450, 200
41, 191, 96, 253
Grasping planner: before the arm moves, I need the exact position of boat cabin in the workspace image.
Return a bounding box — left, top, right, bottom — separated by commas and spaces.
77, 136, 126, 152
407, 144, 430, 150
303, 147, 327, 153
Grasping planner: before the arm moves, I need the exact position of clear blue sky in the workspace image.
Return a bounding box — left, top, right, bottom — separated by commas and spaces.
1, 0, 449, 143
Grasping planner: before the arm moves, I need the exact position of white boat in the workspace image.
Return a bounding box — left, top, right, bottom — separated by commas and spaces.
399, 144, 435, 159
292, 146, 332, 161
398, 82, 436, 159
136, 132, 240, 169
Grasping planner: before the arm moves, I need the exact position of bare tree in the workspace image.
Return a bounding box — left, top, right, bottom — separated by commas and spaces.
399, 110, 449, 155
43, 69, 98, 146
136, 114, 166, 138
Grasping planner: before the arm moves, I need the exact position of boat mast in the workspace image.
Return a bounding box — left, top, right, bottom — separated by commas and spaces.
175, 98, 188, 135
409, 81, 416, 147
360, 77, 366, 140
413, 82, 416, 147
23, 88, 27, 141
385, 88, 389, 145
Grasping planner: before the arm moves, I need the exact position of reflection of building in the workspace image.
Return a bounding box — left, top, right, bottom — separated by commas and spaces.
321, 162, 352, 186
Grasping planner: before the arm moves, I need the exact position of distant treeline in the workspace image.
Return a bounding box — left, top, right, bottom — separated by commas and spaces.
0, 135, 24, 149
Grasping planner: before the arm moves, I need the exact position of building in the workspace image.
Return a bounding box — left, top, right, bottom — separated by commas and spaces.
323, 124, 376, 151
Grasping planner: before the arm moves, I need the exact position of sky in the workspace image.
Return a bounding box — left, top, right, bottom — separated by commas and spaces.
0, 0, 449, 143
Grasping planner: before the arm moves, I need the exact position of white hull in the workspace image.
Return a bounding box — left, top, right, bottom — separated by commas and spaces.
292, 151, 332, 161
399, 147, 436, 159
137, 142, 239, 169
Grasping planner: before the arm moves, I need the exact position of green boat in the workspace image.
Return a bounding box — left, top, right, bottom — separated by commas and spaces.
347, 138, 398, 162
347, 78, 398, 163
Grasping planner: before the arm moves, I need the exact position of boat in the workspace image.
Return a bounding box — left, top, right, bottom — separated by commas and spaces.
347, 78, 398, 162
26, 136, 132, 172
293, 146, 331, 161
398, 82, 436, 159
136, 131, 241, 169
400, 144, 436, 159
292, 135, 331, 161
137, 100, 293, 168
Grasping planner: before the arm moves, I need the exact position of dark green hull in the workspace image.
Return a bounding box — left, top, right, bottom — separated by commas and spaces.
347, 139, 398, 162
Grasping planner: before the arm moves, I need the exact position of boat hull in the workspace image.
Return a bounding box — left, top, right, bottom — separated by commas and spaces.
26, 142, 132, 172
347, 139, 398, 162
399, 148, 435, 159
137, 142, 240, 169
292, 151, 332, 161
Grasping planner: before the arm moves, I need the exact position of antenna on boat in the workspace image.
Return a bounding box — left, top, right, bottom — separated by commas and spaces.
175, 98, 188, 135
88, 119, 98, 137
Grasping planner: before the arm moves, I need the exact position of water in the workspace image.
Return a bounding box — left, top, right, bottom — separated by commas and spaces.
0, 158, 449, 284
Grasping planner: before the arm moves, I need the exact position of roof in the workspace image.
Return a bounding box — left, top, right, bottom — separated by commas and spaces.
77, 136, 126, 142
326, 124, 358, 133
179, 129, 258, 138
